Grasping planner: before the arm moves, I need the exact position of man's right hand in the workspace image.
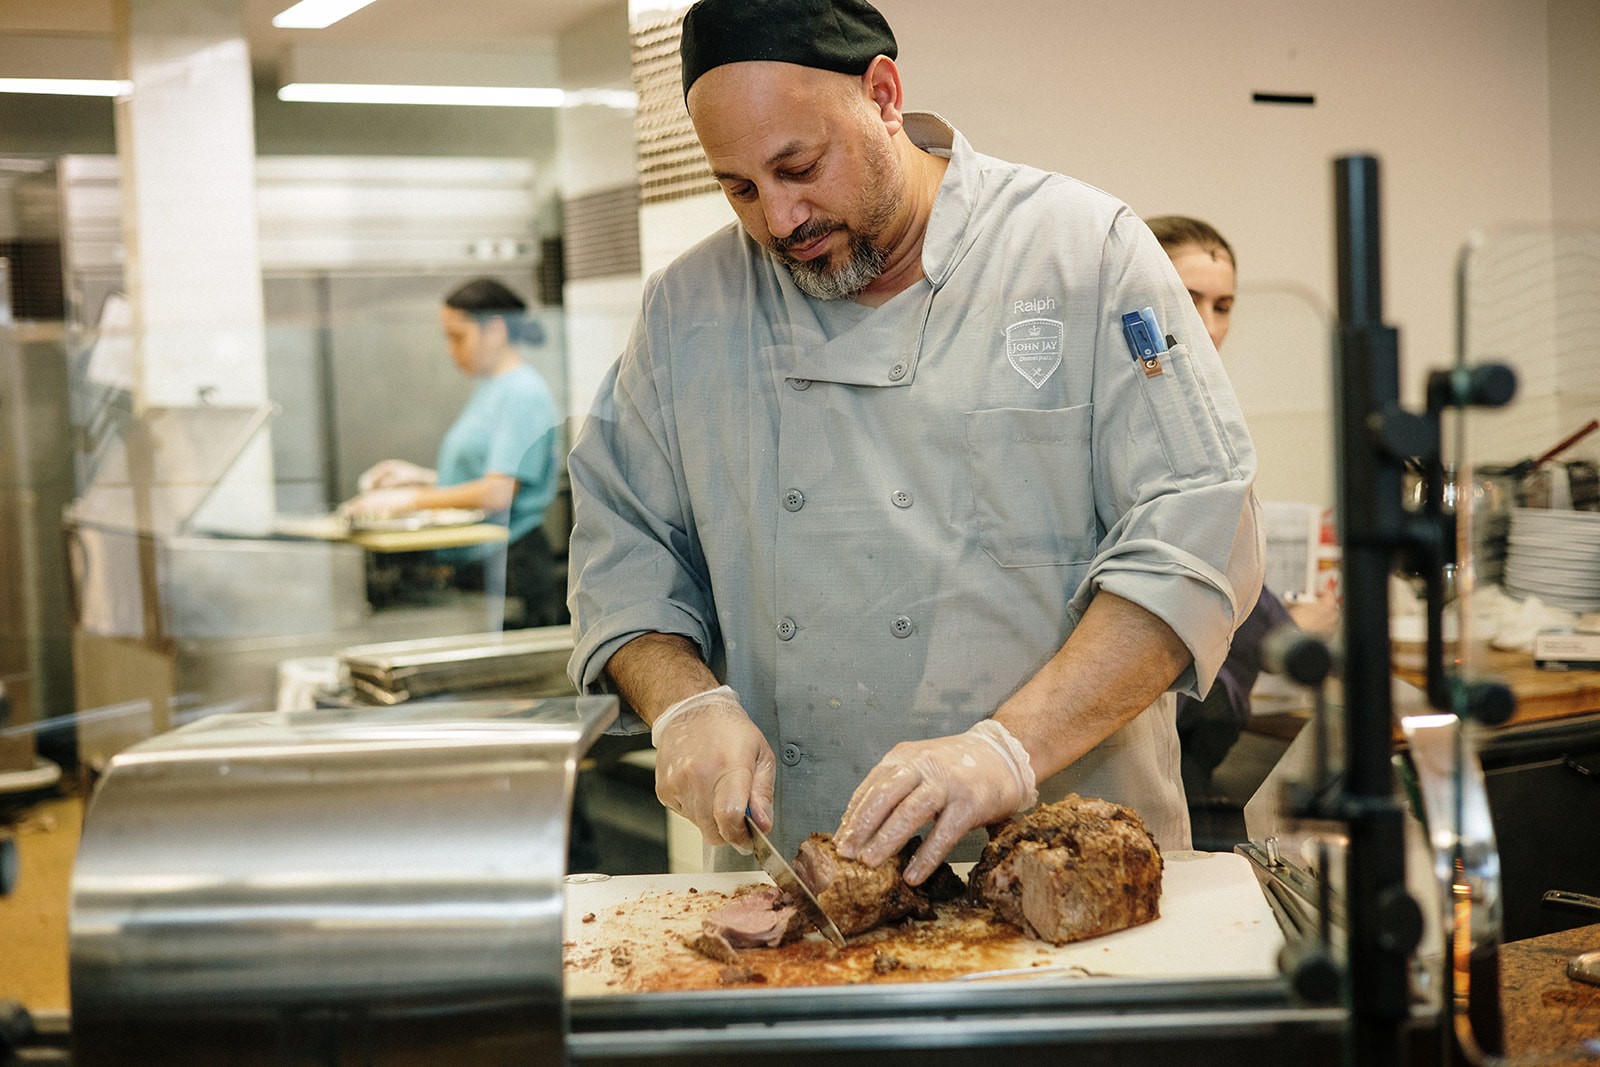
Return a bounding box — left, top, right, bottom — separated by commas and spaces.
651, 686, 776, 854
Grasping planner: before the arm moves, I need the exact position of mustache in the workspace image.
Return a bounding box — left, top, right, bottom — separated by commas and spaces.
771, 219, 840, 256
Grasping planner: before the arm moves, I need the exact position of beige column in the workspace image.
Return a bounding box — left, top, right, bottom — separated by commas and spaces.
112, 0, 273, 534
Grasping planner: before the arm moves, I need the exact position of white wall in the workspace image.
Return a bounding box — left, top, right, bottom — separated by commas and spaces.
619, 0, 1587, 507
881, 0, 1567, 503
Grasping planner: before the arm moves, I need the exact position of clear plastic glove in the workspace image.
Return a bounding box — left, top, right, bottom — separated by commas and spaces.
651, 685, 776, 855
834, 719, 1038, 885
338, 486, 420, 520
357, 459, 437, 492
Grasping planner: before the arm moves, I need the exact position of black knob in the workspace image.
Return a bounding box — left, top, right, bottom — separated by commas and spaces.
1264, 625, 1333, 688
1376, 886, 1424, 955
0, 835, 15, 897
0, 1000, 34, 1053
1279, 942, 1342, 1004
1456, 678, 1515, 726
1468, 364, 1517, 407
1427, 364, 1518, 411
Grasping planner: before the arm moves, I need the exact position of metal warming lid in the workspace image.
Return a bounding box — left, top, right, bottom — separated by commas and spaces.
68, 695, 617, 1066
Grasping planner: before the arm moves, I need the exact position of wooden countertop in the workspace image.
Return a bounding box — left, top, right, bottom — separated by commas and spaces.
1396, 646, 1600, 730
1500, 921, 1600, 1063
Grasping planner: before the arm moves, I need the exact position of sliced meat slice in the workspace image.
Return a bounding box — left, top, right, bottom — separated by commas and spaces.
699, 885, 805, 949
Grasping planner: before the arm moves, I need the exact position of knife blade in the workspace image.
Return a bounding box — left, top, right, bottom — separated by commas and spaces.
746, 815, 847, 947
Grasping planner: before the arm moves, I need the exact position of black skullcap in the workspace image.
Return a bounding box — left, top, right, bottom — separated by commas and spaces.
680, 0, 898, 98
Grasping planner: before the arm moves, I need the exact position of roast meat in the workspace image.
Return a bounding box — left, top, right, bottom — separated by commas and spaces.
790, 832, 963, 938
968, 794, 1163, 945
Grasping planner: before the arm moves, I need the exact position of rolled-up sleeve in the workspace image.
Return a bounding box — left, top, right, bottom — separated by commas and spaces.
1074, 210, 1265, 696
565, 286, 718, 697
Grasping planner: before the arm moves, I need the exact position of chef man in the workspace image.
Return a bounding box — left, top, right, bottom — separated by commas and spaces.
565, 0, 1263, 882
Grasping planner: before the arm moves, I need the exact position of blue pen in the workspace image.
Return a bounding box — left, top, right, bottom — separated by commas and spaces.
1138, 307, 1167, 351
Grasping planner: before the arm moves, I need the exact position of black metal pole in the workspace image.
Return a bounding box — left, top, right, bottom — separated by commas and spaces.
1333, 155, 1416, 1067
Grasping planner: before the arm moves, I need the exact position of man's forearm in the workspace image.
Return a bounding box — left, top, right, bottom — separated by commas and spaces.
604, 632, 721, 726
993, 591, 1192, 779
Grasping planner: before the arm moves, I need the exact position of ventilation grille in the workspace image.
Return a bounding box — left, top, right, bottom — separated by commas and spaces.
631, 11, 718, 205
561, 185, 641, 282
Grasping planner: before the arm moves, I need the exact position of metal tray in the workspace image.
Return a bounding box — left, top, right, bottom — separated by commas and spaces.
340, 626, 574, 704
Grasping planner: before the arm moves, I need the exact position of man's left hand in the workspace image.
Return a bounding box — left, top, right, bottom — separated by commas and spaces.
833, 719, 1037, 885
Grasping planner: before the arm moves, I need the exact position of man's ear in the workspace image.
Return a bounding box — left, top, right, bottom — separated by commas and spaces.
862, 55, 905, 136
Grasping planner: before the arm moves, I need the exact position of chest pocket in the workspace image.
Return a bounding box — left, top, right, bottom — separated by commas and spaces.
964, 405, 1096, 567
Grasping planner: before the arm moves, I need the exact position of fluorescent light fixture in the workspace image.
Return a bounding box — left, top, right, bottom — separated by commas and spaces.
272, 0, 382, 30
278, 83, 637, 109
0, 77, 129, 97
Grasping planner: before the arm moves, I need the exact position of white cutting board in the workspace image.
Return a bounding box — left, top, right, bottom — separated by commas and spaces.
564, 850, 1284, 992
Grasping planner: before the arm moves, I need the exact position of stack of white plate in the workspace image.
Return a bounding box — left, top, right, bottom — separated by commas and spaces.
1502, 507, 1600, 613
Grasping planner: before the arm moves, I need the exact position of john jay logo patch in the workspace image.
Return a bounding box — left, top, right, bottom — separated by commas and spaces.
1004, 317, 1064, 389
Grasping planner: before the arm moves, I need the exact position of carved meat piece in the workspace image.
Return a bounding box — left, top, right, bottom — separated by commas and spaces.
968, 794, 1162, 945
698, 885, 805, 949
790, 833, 963, 938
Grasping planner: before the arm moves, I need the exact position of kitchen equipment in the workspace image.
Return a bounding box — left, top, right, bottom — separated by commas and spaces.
560, 852, 1346, 1064
746, 813, 846, 947
1541, 890, 1600, 986
337, 626, 574, 705
69, 694, 617, 1066
565, 852, 1285, 993
63, 692, 1348, 1065
1478, 419, 1599, 512
1491, 418, 1599, 484
1569, 951, 1600, 986
1502, 508, 1600, 613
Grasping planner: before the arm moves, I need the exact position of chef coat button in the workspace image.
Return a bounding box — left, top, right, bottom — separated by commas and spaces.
891, 490, 912, 509
783, 488, 806, 512
777, 617, 797, 641
890, 614, 914, 638
888, 362, 907, 381
780, 742, 802, 766
790, 377, 812, 391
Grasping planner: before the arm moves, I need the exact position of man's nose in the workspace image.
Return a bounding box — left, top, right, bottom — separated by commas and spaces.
763, 189, 807, 241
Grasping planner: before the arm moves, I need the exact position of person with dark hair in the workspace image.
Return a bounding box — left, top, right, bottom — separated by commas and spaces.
1145, 215, 1338, 804
344, 277, 564, 628
565, 0, 1264, 876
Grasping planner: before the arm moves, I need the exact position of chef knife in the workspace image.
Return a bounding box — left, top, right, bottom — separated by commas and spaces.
745, 814, 847, 947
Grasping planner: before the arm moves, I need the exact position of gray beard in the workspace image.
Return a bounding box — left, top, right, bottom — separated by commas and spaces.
783, 232, 888, 301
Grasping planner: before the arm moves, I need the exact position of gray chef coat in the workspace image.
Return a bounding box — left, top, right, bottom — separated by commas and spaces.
567, 113, 1263, 862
